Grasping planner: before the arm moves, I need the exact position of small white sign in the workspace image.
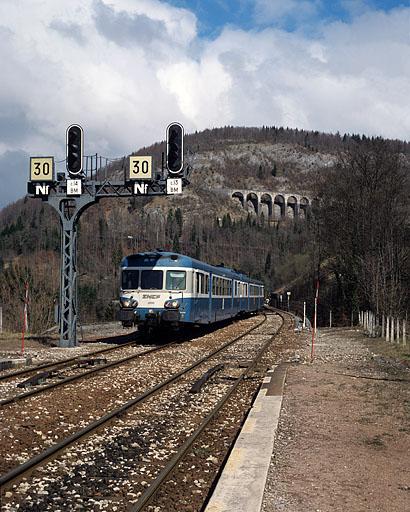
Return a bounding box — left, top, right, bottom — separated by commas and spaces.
166, 178, 182, 195
35, 184, 50, 195
134, 182, 149, 195
67, 179, 82, 195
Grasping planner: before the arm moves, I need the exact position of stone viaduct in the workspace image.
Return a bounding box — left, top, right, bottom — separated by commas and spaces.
227, 189, 311, 220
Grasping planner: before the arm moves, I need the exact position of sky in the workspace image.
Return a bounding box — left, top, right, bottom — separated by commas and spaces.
0, 0, 409, 208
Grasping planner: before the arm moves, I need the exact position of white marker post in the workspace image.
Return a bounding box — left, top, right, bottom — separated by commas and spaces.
21, 282, 29, 355
303, 301, 306, 329
311, 280, 319, 362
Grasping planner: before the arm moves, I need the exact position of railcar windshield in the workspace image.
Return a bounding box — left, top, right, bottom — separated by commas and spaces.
141, 270, 163, 290
166, 270, 186, 290
122, 270, 139, 290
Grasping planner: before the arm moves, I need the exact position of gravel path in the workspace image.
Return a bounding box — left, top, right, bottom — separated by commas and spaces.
261, 327, 410, 512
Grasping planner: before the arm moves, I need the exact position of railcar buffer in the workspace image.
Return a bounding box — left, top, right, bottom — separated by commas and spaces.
27, 124, 190, 348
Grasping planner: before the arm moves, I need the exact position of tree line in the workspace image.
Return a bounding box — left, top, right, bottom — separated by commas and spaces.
312, 139, 409, 322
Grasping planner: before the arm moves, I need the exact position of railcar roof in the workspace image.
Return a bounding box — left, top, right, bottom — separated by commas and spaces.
121, 252, 263, 285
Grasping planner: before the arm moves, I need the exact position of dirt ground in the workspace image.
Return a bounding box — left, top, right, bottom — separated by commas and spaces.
262, 327, 410, 512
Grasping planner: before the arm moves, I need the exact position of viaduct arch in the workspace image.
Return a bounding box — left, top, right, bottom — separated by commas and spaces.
229, 189, 311, 220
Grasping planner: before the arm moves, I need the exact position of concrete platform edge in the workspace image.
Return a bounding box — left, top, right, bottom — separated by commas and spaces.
205, 364, 287, 512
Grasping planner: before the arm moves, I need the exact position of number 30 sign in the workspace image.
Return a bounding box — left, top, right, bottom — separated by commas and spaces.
129, 156, 152, 180
30, 157, 54, 181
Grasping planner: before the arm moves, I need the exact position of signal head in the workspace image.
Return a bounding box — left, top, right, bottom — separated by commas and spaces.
66, 124, 84, 177
166, 122, 184, 175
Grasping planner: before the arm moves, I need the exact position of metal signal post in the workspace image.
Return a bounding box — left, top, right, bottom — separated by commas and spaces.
27, 124, 189, 347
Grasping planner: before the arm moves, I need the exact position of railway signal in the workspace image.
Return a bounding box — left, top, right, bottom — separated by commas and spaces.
27, 123, 189, 348
66, 124, 83, 177
166, 122, 184, 175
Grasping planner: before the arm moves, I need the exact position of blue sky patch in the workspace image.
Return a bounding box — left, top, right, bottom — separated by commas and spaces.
167, 0, 410, 36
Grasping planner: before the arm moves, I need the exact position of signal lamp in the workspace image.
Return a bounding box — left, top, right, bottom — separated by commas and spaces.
66, 124, 84, 177
166, 122, 184, 175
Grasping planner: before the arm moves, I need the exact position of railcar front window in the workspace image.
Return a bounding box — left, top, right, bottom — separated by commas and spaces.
141, 270, 163, 290
122, 270, 139, 290
166, 270, 186, 290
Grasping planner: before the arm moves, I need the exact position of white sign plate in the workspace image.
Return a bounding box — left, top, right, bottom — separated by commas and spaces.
67, 179, 82, 195
134, 182, 149, 195
167, 178, 182, 195
129, 156, 152, 180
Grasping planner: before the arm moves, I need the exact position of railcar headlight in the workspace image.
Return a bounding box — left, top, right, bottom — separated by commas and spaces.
120, 296, 138, 308
164, 300, 180, 309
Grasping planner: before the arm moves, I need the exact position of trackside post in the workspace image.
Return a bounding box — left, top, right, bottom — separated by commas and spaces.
311, 280, 319, 362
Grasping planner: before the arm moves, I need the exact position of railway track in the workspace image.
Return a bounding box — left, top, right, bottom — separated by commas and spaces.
0, 319, 254, 406
129, 311, 286, 512
0, 312, 294, 511
0, 340, 178, 406
0, 333, 140, 384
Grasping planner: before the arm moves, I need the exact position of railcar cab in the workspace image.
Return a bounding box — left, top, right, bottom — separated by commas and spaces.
118, 252, 191, 329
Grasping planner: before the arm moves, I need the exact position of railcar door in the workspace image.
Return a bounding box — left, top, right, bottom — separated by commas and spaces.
193, 271, 200, 322
209, 273, 213, 322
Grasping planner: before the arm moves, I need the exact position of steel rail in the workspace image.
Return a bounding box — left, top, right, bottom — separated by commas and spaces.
129, 311, 286, 512
0, 337, 139, 383
0, 315, 266, 491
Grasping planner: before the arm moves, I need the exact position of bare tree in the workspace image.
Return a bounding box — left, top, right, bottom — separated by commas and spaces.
314, 139, 409, 317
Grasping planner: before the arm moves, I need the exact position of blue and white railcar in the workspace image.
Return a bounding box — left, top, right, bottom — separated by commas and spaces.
117, 251, 264, 330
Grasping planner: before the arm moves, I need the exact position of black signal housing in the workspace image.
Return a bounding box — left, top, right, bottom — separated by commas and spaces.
166, 122, 184, 175
66, 124, 84, 177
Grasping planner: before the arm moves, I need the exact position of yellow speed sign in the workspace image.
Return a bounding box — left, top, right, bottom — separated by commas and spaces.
129, 156, 152, 180
30, 157, 54, 181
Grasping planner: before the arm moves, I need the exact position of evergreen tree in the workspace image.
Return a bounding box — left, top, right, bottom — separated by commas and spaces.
175, 208, 183, 236
172, 233, 180, 253
271, 163, 277, 177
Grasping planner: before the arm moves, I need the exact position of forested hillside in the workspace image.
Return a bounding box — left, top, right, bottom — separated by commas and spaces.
0, 126, 408, 332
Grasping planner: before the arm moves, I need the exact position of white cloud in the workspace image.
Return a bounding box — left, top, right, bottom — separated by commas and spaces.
253, 0, 321, 25
340, 0, 372, 17
0, 1, 409, 208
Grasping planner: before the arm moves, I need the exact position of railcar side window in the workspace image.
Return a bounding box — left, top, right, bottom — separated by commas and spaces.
166, 270, 186, 290
141, 270, 163, 290
122, 270, 139, 290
